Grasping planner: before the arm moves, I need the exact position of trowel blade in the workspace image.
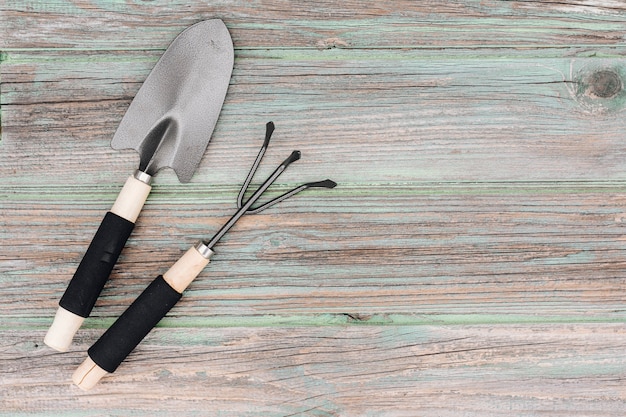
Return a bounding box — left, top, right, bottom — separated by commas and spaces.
111, 19, 234, 183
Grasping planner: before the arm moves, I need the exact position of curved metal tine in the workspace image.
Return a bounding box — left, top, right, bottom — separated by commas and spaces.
206, 150, 301, 249
246, 179, 337, 215
237, 121, 275, 209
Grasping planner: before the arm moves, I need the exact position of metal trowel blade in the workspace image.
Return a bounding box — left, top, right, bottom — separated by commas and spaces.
111, 19, 234, 183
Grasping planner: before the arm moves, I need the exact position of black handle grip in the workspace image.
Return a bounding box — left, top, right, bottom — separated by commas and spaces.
59, 211, 134, 318
88, 275, 182, 373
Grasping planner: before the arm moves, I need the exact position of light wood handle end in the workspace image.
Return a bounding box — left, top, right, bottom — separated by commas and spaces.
44, 307, 85, 352
72, 356, 108, 390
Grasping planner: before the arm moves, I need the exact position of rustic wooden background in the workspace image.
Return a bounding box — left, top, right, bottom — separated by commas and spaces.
2, 1, 626, 415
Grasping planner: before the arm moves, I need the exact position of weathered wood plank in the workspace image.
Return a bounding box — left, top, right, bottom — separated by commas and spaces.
1, 325, 624, 416
3, 51, 626, 186
2, 0, 626, 50
2, 46, 626, 326
2, 0, 626, 413
2, 188, 626, 325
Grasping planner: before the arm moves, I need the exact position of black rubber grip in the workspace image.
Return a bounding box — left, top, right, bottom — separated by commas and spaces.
59, 212, 134, 318
88, 275, 182, 373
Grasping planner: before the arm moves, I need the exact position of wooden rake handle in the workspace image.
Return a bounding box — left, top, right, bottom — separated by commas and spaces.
72, 244, 212, 390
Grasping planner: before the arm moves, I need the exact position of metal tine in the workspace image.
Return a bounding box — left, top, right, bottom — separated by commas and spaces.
246, 179, 337, 215
237, 121, 275, 209
205, 150, 301, 249
235, 121, 337, 216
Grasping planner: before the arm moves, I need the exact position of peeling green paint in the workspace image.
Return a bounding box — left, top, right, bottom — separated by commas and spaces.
4, 312, 624, 331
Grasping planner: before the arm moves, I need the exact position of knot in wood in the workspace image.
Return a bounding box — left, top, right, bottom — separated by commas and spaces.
587, 70, 622, 99
569, 62, 626, 115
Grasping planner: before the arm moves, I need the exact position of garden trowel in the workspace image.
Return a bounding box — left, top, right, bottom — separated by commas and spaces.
45, 19, 234, 352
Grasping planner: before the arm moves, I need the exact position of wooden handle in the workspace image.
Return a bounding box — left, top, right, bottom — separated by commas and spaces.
43, 307, 85, 352
163, 245, 212, 292
72, 356, 109, 391
45, 174, 152, 352
111, 174, 152, 223
72, 244, 212, 389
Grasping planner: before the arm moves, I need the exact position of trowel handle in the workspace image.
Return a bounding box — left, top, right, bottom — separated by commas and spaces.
72, 243, 213, 390
44, 172, 152, 352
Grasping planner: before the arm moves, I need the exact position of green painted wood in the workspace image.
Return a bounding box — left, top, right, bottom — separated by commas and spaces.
2, 189, 626, 325
1, 0, 626, 414
3, 51, 626, 186
1, 325, 625, 416
2, 0, 626, 50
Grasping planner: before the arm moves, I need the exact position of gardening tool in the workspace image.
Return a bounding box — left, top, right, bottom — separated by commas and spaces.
72, 122, 337, 390
44, 20, 234, 352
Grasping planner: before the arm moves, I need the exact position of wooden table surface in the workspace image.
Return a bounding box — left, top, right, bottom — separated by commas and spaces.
2, 1, 626, 415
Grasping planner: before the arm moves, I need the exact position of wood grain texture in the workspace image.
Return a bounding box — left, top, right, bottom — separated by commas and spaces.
2, 0, 626, 49
1, 0, 626, 415
1, 325, 625, 416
